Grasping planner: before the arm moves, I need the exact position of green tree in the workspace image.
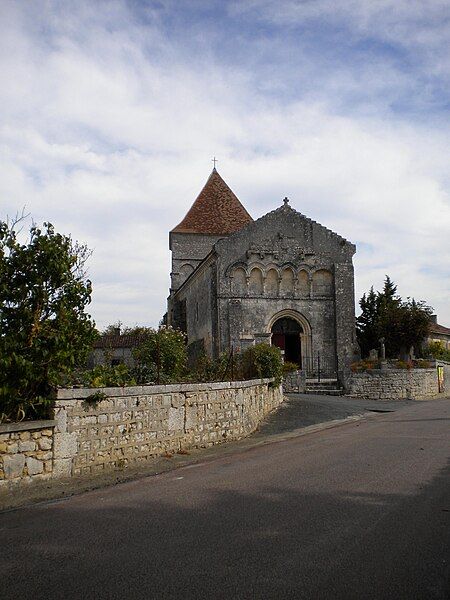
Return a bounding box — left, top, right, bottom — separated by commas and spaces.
0, 219, 97, 422
356, 286, 378, 355
133, 326, 187, 384
356, 276, 433, 358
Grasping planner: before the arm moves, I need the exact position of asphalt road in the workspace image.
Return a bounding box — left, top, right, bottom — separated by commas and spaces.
1, 398, 449, 600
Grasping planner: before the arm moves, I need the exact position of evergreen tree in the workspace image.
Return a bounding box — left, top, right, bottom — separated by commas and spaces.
356, 276, 433, 358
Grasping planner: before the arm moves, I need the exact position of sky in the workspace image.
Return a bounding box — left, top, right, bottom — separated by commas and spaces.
1, 0, 449, 329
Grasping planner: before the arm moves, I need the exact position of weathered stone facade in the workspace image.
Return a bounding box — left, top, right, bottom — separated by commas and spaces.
0, 421, 56, 488
0, 379, 281, 488
350, 369, 440, 400
168, 172, 357, 387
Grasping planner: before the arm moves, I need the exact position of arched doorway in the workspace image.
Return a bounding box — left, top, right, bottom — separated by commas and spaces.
271, 317, 303, 366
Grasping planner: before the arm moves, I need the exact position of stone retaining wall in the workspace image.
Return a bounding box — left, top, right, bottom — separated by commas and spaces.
1, 379, 282, 488
350, 368, 440, 400
0, 421, 56, 489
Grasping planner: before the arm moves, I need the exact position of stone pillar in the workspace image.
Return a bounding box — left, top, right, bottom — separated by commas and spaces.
334, 262, 356, 389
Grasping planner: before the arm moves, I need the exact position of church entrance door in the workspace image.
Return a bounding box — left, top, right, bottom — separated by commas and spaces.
271, 317, 302, 366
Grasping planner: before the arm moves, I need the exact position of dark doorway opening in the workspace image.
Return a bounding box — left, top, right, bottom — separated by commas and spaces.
271, 317, 302, 366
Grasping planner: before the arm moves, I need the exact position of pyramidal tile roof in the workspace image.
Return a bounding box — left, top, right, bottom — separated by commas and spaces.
171, 169, 253, 235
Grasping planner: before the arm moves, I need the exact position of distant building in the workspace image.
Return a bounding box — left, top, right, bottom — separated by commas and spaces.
427, 315, 450, 350
167, 169, 358, 386
89, 333, 148, 368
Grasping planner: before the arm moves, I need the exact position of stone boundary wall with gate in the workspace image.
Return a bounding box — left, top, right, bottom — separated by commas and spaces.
0, 379, 282, 489
349, 368, 441, 400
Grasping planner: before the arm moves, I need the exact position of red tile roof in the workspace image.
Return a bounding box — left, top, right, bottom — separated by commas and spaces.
430, 323, 450, 336
171, 169, 253, 235
93, 334, 148, 349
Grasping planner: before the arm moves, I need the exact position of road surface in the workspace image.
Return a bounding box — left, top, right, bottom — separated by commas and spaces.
1, 398, 449, 599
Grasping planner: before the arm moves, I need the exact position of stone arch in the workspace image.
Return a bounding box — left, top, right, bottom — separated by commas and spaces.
248, 267, 264, 295
279, 267, 295, 295
267, 309, 312, 367
312, 269, 333, 296
231, 266, 247, 294
265, 268, 279, 295
297, 269, 309, 296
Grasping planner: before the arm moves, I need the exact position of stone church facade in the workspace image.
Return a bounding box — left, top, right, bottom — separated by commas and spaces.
167, 169, 357, 384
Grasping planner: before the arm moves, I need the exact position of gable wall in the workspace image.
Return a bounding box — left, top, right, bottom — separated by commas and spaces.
214, 205, 357, 380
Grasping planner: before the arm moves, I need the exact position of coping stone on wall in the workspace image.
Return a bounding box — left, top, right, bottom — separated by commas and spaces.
0, 420, 57, 434
57, 379, 275, 400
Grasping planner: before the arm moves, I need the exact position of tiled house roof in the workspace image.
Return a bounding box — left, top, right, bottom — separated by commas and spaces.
93, 334, 148, 349
171, 169, 253, 235
430, 323, 450, 336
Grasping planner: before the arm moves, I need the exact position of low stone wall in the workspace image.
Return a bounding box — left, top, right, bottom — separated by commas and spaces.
1, 379, 282, 488
0, 421, 56, 489
349, 368, 440, 400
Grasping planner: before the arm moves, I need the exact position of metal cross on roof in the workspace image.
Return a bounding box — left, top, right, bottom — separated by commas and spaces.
212, 156, 218, 169
283, 196, 289, 205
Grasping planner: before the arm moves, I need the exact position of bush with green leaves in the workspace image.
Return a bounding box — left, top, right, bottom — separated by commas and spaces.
240, 343, 283, 386
282, 361, 299, 376
423, 341, 450, 362
188, 351, 236, 383
133, 326, 187, 384
0, 219, 97, 422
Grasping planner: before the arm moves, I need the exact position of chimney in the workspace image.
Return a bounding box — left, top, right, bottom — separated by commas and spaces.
430, 314, 438, 324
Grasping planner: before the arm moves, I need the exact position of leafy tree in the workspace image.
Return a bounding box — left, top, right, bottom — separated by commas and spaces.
133, 326, 187, 384
356, 276, 433, 358
0, 219, 97, 422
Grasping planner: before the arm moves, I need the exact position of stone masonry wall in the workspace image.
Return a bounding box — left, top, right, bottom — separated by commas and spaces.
0, 380, 281, 490
53, 379, 282, 478
0, 421, 56, 489
350, 369, 440, 400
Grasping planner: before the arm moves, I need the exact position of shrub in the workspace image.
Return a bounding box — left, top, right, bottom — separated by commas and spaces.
422, 341, 450, 362
413, 359, 433, 369
188, 351, 232, 383
350, 359, 379, 372
395, 360, 413, 370
133, 326, 187, 384
240, 343, 283, 386
282, 361, 299, 376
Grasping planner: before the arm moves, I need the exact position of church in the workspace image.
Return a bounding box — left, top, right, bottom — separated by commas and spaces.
167, 168, 357, 386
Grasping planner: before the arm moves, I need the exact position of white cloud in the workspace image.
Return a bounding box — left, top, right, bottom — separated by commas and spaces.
0, 0, 449, 328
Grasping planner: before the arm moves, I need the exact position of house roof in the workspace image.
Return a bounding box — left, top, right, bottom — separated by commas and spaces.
430, 322, 450, 336
171, 169, 253, 235
93, 334, 148, 349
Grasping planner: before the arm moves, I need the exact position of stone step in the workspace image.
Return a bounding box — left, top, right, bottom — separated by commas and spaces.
305, 388, 343, 396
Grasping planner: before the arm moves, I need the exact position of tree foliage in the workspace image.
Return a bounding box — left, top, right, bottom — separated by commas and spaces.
0, 219, 97, 422
133, 326, 187, 384
356, 276, 433, 358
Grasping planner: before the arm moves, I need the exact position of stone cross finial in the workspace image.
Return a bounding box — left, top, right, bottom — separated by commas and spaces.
283, 196, 289, 205
212, 156, 218, 169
